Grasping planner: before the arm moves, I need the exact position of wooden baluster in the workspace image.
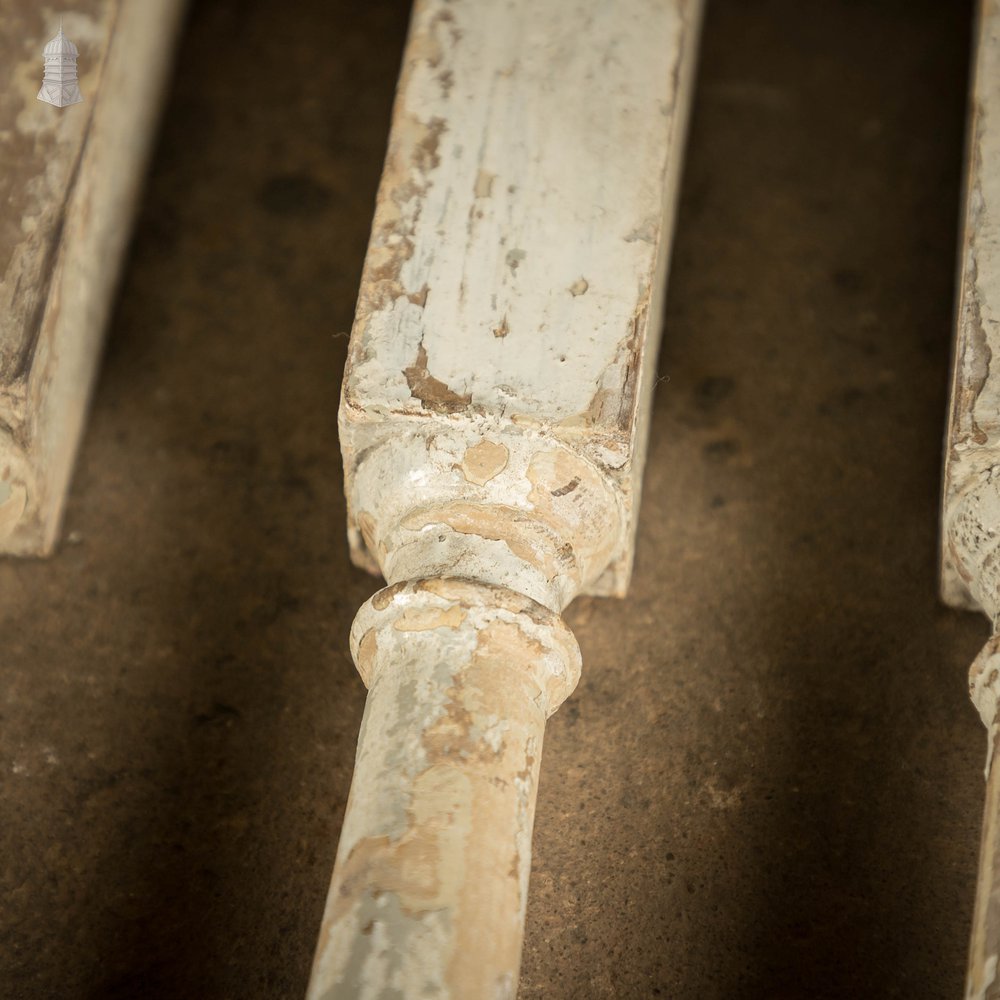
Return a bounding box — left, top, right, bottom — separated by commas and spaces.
941, 4, 1000, 998
0, 2, 186, 555
307, 0, 704, 996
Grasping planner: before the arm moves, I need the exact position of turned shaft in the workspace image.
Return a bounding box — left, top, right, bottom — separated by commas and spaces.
307, 579, 580, 999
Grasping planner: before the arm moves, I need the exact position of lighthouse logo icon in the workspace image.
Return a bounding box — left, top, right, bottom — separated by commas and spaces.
37, 20, 83, 108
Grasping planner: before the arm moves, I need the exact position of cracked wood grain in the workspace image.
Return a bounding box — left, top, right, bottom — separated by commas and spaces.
309, 0, 703, 996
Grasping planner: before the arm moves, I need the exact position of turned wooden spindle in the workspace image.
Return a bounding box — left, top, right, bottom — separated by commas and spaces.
307, 0, 703, 995
941, 5, 1000, 997
307, 433, 627, 999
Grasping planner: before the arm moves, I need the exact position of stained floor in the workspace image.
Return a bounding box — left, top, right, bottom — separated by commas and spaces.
0, 1, 986, 997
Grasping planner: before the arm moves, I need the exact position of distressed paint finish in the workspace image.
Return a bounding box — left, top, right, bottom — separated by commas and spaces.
948, 475, 1000, 1000
346, 428, 626, 611
942, 5, 1000, 996
0, 0, 186, 555
307, 580, 580, 1000
341, 0, 702, 598
943, 0, 1000, 610
314, 0, 703, 994
0, 2, 112, 383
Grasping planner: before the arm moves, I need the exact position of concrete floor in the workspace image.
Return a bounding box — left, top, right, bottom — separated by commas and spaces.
0, 0, 987, 997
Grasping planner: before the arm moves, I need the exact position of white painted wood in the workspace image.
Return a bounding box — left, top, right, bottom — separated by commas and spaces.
340, 0, 701, 599
0, 0, 186, 556
941, 3, 1000, 997
310, 579, 580, 999
943, 0, 1000, 610
309, 0, 703, 995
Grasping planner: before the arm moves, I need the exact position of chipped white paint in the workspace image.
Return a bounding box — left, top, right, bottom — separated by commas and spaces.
943, 0, 1000, 609
341, 0, 702, 598
308, 580, 580, 999
311, 0, 703, 996
346, 428, 626, 611
0, 1, 186, 555
948, 472, 1000, 1000
941, 5, 1000, 996
347, 0, 675, 427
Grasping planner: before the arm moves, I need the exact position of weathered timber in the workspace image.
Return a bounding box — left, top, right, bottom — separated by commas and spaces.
942, 3, 1000, 997
307, 0, 703, 996
0, 1, 186, 556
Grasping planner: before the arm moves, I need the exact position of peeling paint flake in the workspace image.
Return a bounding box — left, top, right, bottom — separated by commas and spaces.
403, 343, 472, 413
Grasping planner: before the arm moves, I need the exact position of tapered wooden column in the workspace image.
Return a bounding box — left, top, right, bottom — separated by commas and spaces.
941, 4, 1000, 997
308, 0, 704, 995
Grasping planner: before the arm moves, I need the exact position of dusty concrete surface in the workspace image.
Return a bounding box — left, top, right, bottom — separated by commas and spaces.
0, 1, 984, 997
